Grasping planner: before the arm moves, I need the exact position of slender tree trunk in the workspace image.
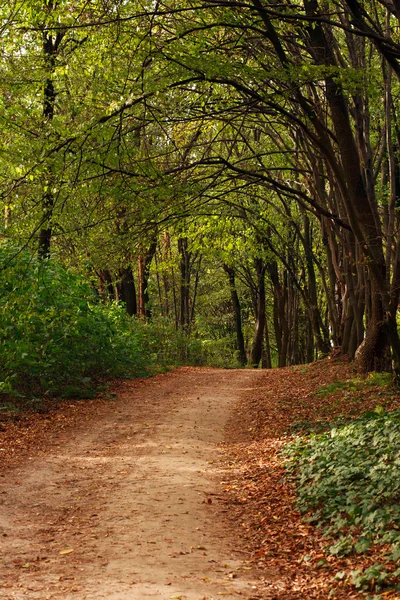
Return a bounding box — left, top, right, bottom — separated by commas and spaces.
138, 239, 157, 319
223, 264, 247, 366
262, 316, 272, 369
178, 237, 191, 331
38, 12, 64, 258
190, 256, 201, 326
268, 261, 288, 367
306, 316, 314, 363
162, 232, 170, 317
98, 269, 115, 301
280, 277, 290, 368
303, 214, 331, 354
250, 259, 266, 367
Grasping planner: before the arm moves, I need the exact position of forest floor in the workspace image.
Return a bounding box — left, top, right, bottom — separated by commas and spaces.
0, 360, 399, 600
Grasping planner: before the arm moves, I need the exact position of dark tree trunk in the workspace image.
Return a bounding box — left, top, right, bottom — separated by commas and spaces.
322, 221, 342, 347
268, 261, 288, 367
138, 239, 157, 319
38, 20, 64, 258
262, 316, 272, 369
178, 237, 191, 331
287, 277, 299, 365
223, 264, 247, 366
306, 317, 315, 363
190, 256, 201, 326
250, 259, 266, 367
98, 269, 115, 301
303, 215, 331, 355
355, 279, 391, 373
342, 298, 355, 358
162, 232, 171, 317
118, 267, 137, 317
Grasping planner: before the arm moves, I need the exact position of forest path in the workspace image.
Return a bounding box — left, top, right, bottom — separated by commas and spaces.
0, 368, 265, 600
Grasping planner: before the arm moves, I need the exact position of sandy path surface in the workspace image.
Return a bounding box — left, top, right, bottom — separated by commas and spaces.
0, 368, 265, 600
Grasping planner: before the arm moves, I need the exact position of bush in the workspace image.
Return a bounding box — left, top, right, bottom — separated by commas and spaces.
0, 244, 150, 401
284, 407, 400, 592
284, 408, 400, 548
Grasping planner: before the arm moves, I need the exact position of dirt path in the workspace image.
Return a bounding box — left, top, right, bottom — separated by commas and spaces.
0, 368, 265, 600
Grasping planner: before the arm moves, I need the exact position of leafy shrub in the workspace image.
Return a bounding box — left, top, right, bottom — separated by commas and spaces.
284, 408, 400, 548
284, 408, 400, 591
200, 336, 245, 368
0, 244, 150, 401
137, 318, 243, 368
133, 316, 204, 366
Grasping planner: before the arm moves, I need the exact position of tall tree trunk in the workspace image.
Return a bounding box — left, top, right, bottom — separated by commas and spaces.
268, 261, 288, 367
190, 256, 201, 326
162, 232, 170, 317
38, 10, 64, 258
223, 264, 247, 366
303, 214, 331, 354
118, 267, 137, 317
250, 259, 266, 367
138, 239, 157, 319
262, 316, 272, 369
178, 237, 191, 331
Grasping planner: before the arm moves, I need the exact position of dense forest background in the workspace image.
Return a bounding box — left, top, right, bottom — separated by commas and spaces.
2, 0, 400, 398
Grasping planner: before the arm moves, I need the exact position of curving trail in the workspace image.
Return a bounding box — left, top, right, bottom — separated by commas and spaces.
0, 368, 265, 600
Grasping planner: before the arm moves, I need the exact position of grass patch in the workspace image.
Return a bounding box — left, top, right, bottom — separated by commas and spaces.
314, 373, 393, 399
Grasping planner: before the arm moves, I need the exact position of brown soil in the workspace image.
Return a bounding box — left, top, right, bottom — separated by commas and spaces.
0, 367, 266, 600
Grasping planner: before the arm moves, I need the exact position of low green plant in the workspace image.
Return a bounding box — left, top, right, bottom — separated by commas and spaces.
314, 373, 392, 398
349, 564, 400, 593
284, 407, 400, 592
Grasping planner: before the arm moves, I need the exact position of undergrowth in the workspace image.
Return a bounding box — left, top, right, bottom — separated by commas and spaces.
284, 407, 400, 596
314, 373, 393, 398
0, 244, 189, 406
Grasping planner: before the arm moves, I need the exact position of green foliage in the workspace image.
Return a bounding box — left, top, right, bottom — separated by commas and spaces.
136, 316, 204, 367
0, 244, 151, 402
139, 317, 243, 368
348, 564, 400, 593
284, 408, 400, 592
199, 336, 245, 368
314, 373, 393, 398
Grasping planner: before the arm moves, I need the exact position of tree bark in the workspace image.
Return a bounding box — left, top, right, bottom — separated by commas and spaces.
223, 264, 247, 366
118, 267, 137, 317
138, 239, 157, 319
38, 10, 64, 258
262, 317, 272, 369
303, 214, 331, 355
250, 259, 267, 367
178, 237, 191, 331
98, 269, 115, 301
